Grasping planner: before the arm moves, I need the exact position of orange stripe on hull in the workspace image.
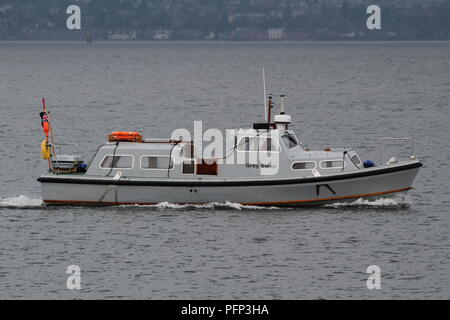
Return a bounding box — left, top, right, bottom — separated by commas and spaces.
43, 187, 412, 206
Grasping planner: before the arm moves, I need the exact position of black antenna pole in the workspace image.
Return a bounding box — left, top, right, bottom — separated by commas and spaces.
267, 94, 273, 129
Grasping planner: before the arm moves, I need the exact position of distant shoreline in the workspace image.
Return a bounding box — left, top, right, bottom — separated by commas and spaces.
1, 39, 450, 43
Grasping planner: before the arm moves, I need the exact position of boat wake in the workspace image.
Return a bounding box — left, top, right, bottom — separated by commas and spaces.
0, 195, 409, 210
325, 196, 410, 209
120, 201, 282, 210
0, 195, 43, 208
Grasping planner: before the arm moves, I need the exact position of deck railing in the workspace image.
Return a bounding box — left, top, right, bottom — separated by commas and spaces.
378, 138, 415, 165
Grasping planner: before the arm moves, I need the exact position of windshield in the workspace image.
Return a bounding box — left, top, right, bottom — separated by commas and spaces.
281, 133, 298, 149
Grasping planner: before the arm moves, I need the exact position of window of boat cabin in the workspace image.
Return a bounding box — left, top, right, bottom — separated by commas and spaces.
351, 155, 361, 166
320, 160, 344, 169
237, 137, 257, 151
141, 156, 173, 170
182, 142, 195, 174
100, 155, 133, 169
182, 143, 193, 159
182, 160, 195, 174
259, 137, 280, 152
237, 137, 278, 152
281, 133, 298, 149
292, 161, 316, 170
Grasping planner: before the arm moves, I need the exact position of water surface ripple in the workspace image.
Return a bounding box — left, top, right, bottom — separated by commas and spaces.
0, 41, 449, 299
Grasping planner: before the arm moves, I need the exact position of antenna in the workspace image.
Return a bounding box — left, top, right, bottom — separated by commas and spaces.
267, 94, 273, 128
263, 68, 267, 121
280, 95, 285, 114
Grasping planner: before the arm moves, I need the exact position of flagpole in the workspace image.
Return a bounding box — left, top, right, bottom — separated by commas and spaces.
41, 98, 52, 171
45, 98, 59, 173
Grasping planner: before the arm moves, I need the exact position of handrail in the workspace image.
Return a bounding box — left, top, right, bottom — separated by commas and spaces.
53, 143, 81, 155
52, 143, 81, 168
50, 143, 83, 175
378, 138, 415, 165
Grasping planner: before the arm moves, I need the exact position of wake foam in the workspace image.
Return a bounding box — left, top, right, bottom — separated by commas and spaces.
120, 201, 281, 210
325, 196, 409, 208
0, 195, 43, 208
0, 195, 409, 210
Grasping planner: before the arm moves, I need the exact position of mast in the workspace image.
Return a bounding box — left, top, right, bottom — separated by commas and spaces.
267, 94, 273, 129
263, 68, 267, 121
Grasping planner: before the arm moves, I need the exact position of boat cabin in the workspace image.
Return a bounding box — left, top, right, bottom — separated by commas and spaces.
81, 128, 363, 180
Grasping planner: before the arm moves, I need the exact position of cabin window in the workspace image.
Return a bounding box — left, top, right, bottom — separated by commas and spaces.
244, 137, 250, 151
141, 156, 173, 170
351, 155, 361, 165
259, 137, 279, 152
281, 133, 298, 149
100, 155, 133, 169
237, 137, 257, 152
182, 160, 195, 174
292, 161, 316, 170
237, 137, 279, 152
183, 143, 194, 158
320, 160, 344, 169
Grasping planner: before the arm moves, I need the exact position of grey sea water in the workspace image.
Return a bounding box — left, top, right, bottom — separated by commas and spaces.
0, 41, 449, 299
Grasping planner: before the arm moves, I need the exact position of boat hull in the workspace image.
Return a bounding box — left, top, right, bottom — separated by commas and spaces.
38, 161, 422, 207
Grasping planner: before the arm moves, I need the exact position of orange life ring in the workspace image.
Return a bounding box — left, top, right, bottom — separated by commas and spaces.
108, 131, 143, 143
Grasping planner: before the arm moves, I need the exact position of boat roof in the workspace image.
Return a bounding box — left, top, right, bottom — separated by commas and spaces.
102, 141, 178, 151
